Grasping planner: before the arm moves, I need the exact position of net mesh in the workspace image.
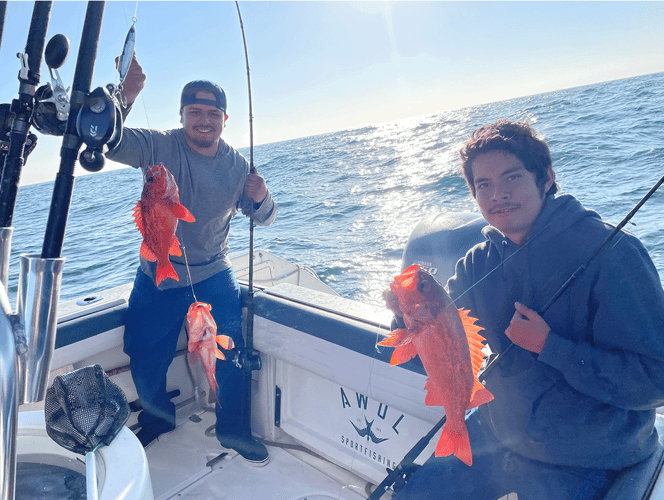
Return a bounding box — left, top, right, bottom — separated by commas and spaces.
44, 364, 130, 455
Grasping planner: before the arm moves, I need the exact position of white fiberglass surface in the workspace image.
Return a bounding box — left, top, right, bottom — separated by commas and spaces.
145, 409, 367, 500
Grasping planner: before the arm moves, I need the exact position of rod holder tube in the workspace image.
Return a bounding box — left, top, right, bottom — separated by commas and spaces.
0, 285, 18, 500
0, 227, 12, 291
16, 253, 64, 404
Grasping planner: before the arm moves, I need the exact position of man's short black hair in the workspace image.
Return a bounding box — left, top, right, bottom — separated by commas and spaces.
459, 119, 559, 197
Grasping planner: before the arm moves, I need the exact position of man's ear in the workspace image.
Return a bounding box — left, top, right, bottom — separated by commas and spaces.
544, 167, 556, 193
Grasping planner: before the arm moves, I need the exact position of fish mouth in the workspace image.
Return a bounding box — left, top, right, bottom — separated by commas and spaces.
489, 204, 520, 215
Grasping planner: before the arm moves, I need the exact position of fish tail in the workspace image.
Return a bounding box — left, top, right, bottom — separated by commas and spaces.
436, 420, 473, 466
155, 261, 179, 286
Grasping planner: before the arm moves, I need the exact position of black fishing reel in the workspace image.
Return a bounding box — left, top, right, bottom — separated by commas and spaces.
0, 103, 38, 159
29, 33, 125, 173
76, 85, 123, 172
31, 34, 70, 137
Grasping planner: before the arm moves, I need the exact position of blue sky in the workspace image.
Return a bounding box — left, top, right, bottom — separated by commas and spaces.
2, 1, 664, 186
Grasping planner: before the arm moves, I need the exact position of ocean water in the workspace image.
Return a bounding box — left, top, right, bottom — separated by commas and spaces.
5, 72, 664, 309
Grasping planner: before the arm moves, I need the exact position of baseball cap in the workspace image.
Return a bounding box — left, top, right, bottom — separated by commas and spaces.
180, 80, 227, 112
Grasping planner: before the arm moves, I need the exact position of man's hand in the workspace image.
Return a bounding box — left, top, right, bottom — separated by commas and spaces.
244, 173, 267, 203
505, 302, 550, 354
115, 52, 146, 105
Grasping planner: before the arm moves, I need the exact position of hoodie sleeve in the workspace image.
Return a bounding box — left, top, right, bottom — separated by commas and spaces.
538, 233, 664, 411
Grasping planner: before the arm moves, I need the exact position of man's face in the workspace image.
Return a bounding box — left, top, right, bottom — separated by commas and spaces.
179, 90, 227, 152
471, 150, 554, 244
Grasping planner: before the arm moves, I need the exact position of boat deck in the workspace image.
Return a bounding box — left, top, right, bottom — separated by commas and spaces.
145, 408, 375, 500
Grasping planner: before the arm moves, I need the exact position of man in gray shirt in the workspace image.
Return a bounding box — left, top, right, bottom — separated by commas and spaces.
107, 56, 277, 465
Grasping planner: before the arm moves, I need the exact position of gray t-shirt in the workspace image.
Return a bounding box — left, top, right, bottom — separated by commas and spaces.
107, 127, 277, 289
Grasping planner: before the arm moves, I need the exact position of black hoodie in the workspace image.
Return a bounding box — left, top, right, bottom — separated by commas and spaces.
447, 193, 664, 470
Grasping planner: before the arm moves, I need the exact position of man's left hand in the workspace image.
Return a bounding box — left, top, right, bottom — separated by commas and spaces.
245, 173, 267, 203
505, 302, 550, 354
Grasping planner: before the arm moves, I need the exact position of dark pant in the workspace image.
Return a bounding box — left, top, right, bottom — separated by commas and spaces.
394, 410, 618, 500
123, 267, 245, 434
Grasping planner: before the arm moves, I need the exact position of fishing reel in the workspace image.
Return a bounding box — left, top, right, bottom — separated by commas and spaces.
0, 103, 38, 160
29, 33, 125, 173
76, 85, 123, 172
31, 34, 70, 137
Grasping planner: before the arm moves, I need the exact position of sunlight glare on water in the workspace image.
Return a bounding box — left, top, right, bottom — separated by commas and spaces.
6, 73, 664, 311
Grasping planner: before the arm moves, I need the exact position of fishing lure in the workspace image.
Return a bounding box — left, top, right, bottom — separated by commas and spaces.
118, 20, 136, 84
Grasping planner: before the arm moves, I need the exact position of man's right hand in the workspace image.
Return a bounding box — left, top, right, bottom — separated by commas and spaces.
115, 52, 146, 106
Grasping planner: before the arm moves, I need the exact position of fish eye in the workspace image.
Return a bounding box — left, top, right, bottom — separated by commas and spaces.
417, 281, 430, 293
147, 176, 154, 182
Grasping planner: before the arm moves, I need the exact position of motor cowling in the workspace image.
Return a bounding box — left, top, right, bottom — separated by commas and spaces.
401, 212, 487, 285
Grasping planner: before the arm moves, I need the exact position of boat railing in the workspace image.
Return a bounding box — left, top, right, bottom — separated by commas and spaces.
0, 227, 64, 500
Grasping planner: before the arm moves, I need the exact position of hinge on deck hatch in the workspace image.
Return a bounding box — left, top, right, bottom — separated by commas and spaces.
275, 386, 281, 427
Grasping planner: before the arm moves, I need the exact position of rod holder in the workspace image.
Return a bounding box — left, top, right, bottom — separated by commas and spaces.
0, 227, 13, 292
0, 285, 18, 500
16, 253, 64, 404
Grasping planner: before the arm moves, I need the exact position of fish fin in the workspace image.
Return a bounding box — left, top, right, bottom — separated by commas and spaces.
139, 241, 157, 262
171, 203, 196, 223
423, 378, 444, 406
216, 335, 235, 350
459, 308, 488, 377
458, 308, 494, 409
207, 373, 218, 398
214, 348, 226, 360
467, 383, 494, 410
155, 261, 179, 286
377, 329, 418, 365
132, 201, 145, 234
390, 342, 419, 366
436, 421, 473, 466
376, 328, 412, 347
169, 236, 182, 256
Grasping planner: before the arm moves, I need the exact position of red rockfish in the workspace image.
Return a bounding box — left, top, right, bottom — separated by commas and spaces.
378, 264, 494, 466
186, 302, 235, 400
132, 164, 195, 286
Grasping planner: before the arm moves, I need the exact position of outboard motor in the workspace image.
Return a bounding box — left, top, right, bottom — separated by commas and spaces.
401, 212, 487, 285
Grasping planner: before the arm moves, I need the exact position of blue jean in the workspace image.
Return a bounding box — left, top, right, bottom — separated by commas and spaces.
394, 410, 618, 500
123, 267, 246, 434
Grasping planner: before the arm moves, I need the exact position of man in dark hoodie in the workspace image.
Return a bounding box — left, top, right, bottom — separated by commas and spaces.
394, 120, 664, 499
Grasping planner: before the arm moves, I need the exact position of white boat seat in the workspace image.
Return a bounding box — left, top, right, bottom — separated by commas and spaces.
604, 414, 664, 499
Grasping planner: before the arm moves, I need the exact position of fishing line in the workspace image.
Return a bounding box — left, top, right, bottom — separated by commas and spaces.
371, 178, 664, 499
447, 203, 572, 310
181, 245, 198, 302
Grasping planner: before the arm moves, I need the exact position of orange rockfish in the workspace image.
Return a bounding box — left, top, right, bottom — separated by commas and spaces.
132, 164, 195, 286
186, 302, 235, 400
378, 264, 493, 466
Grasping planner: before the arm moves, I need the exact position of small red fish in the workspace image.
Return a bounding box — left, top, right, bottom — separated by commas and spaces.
186, 302, 235, 400
378, 264, 494, 466
132, 164, 195, 286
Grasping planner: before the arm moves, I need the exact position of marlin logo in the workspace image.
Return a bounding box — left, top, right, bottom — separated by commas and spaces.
350, 416, 388, 444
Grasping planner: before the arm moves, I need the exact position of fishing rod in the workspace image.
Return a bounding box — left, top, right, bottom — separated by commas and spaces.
234, 0, 261, 434
0, 1, 51, 228
41, 1, 105, 259
0, 2, 6, 54
368, 172, 664, 500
